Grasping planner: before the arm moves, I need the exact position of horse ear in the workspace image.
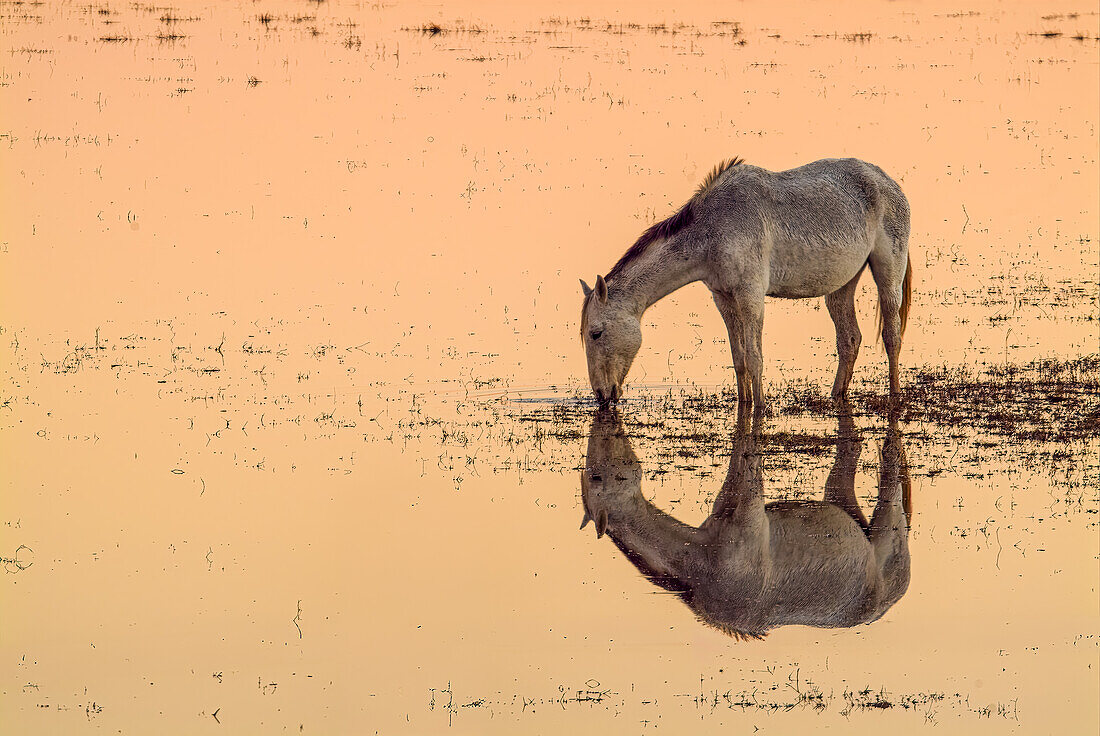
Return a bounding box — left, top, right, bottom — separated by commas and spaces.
595, 509, 609, 538
595, 275, 608, 303
580, 279, 593, 297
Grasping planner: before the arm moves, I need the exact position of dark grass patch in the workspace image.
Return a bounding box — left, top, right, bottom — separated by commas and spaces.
517, 356, 1099, 449
506, 356, 1098, 488
405, 22, 485, 36
858, 356, 1100, 443
160, 13, 199, 24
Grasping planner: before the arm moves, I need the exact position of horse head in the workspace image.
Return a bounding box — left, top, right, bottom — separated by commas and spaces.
580, 276, 642, 408
580, 407, 642, 538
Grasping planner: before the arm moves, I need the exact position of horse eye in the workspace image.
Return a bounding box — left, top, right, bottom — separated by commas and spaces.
590, 330, 603, 340
591, 474, 602, 482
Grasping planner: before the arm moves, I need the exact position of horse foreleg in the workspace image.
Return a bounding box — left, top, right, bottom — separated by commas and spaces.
825, 269, 864, 399
714, 293, 750, 403
739, 299, 766, 408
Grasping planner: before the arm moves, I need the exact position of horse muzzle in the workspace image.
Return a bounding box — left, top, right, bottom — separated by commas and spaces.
595, 385, 620, 408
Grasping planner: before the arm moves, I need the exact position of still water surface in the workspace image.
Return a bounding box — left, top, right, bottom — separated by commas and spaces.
2, 0, 1097, 732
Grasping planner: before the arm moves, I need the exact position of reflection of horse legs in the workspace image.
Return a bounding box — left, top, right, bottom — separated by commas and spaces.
710, 436, 762, 520
733, 400, 758, 437
700, 421, 771, 573
823, 407, 867, 528
870, 425, 911, 602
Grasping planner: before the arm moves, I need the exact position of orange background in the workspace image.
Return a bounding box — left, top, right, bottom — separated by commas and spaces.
2, 1, 1097, 733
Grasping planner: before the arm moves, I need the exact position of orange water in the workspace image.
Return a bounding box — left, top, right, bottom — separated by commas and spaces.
2, 1, 1097, 733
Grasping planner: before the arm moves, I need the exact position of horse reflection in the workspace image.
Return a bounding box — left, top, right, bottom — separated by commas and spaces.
580, 409, 911, 639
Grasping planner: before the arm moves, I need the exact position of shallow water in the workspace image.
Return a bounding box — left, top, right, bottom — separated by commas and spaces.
2, 0, 1098, 733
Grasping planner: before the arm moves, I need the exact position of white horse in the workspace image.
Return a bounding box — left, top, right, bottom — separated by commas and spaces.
581, 157, 912, 408
580, 408, 912, 638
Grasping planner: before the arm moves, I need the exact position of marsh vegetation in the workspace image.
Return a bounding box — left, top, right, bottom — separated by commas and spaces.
1, 0, 1097, 733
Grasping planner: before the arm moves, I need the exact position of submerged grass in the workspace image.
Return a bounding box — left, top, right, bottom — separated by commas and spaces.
507, 356, 1098, 489
514, 356, 1099, 449
861, 356, 1099, 443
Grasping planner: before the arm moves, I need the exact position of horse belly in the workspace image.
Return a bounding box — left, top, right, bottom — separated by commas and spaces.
766, 238, 871, 299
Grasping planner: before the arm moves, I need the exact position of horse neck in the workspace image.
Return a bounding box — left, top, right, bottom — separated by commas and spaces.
609, 235, 705, 317
603, 495, 702, 583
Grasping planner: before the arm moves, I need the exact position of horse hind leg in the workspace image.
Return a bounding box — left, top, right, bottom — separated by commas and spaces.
869, 234, 909, 397
825, 265, 866, 399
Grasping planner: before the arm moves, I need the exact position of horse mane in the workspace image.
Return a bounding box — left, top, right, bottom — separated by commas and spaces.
608, 532, 767, 640
605, 157, 745, 281
696, 157, 745, 197
606, 204, 695, 280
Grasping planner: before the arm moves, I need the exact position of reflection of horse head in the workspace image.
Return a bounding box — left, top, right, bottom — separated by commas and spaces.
581, 409, 911, 639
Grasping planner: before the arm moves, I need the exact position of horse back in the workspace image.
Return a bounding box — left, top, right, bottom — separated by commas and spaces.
698, 158, 908, 298
763, 501, 883, 626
